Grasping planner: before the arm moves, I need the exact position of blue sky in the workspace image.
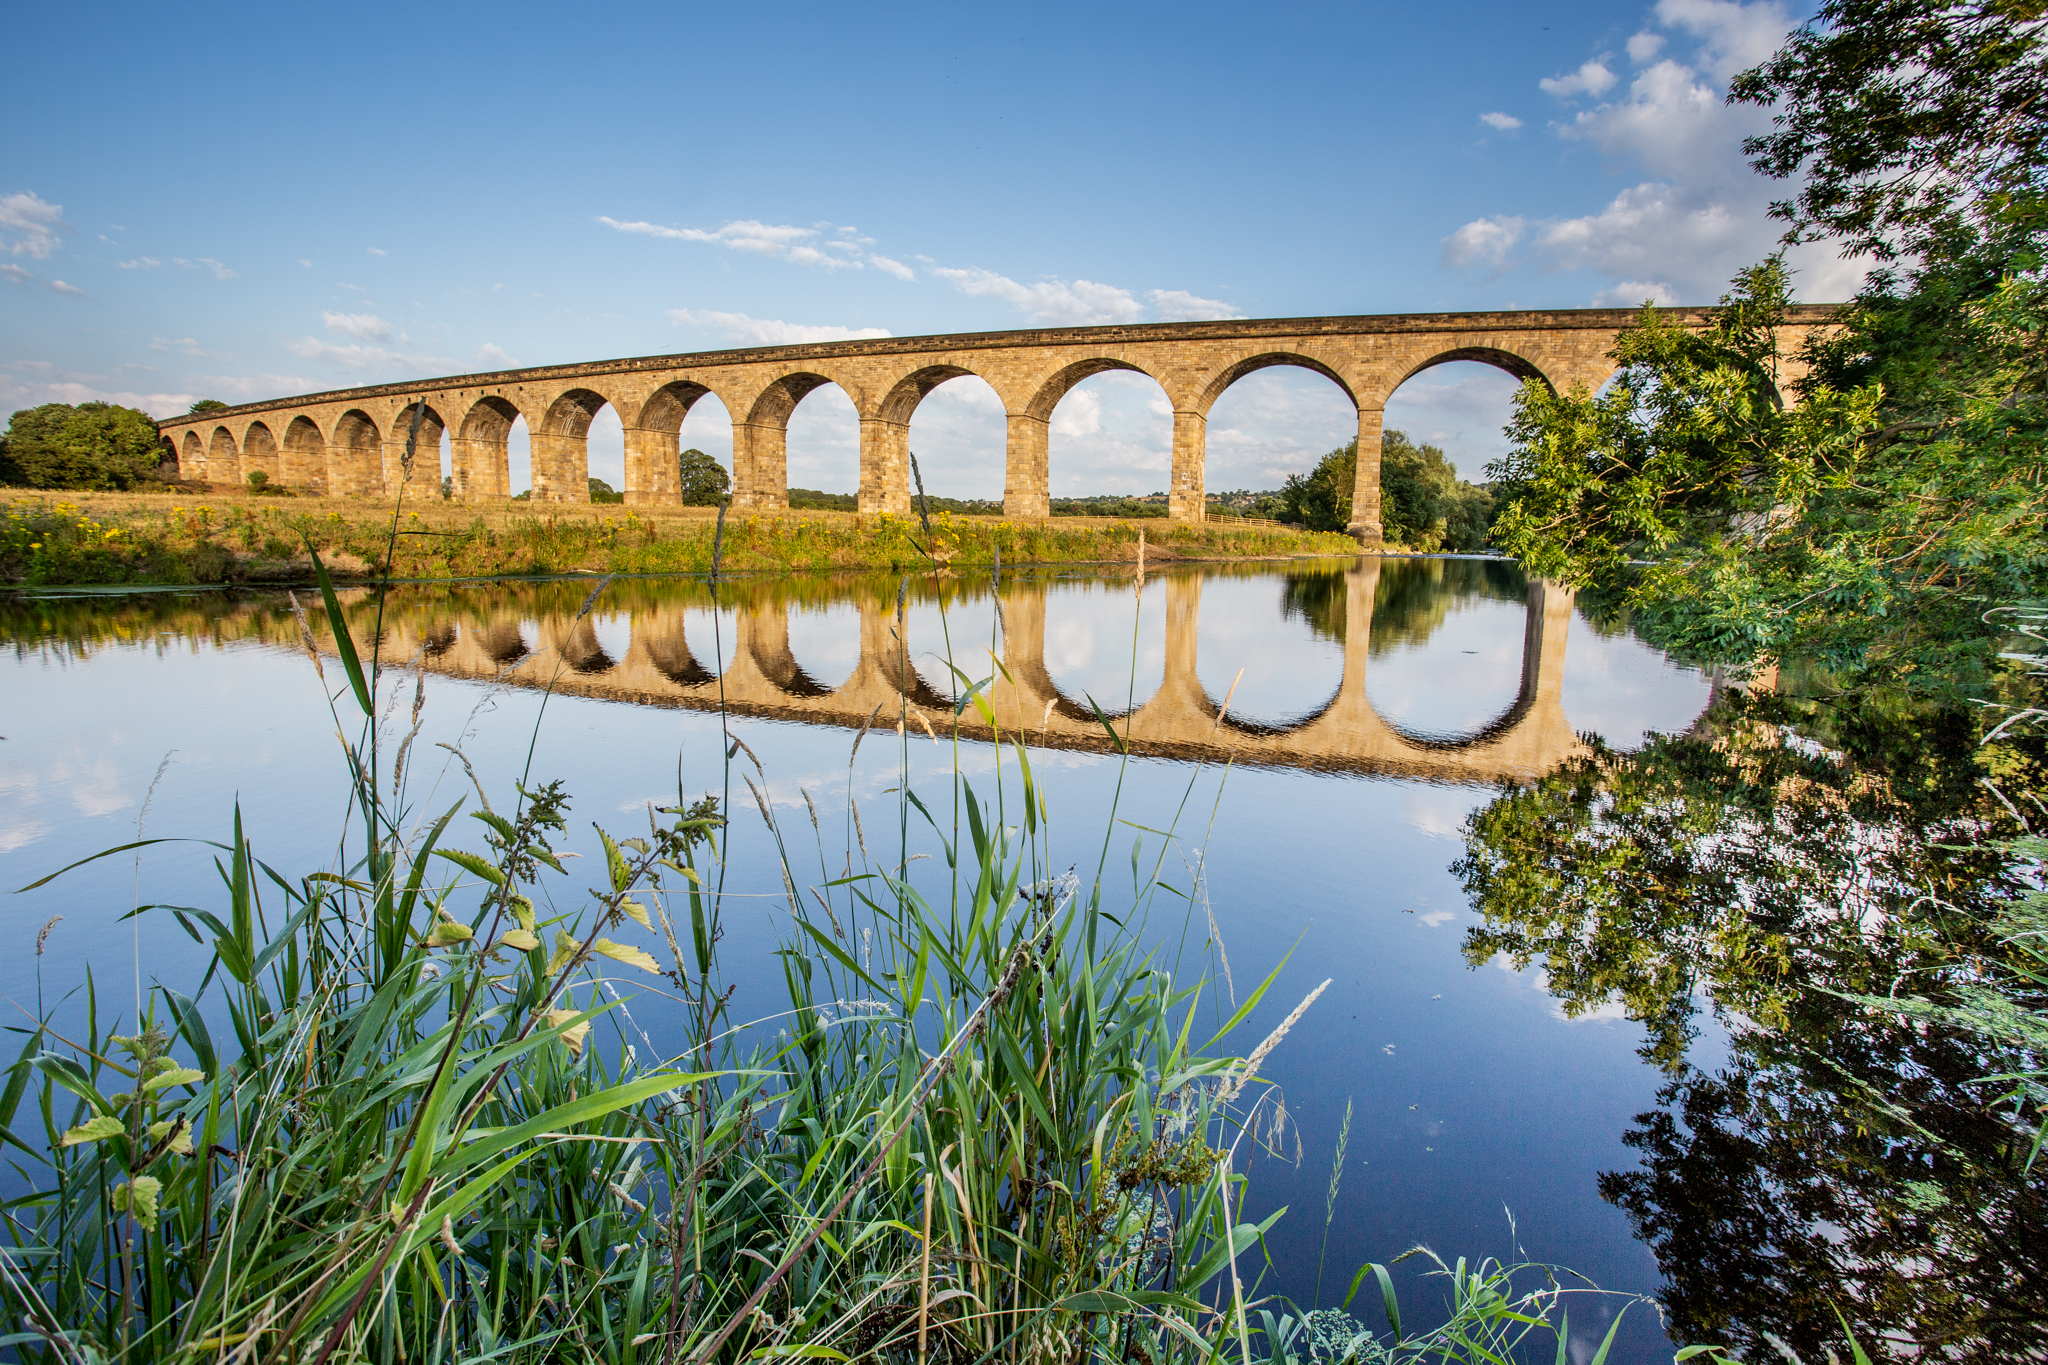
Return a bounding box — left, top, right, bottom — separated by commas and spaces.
1, 0, 1856, 496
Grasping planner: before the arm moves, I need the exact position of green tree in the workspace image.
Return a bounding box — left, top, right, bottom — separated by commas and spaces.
1280, 433, 1495, 548
678, 447, 730, 506
587, 476, 624, 504
187, 399, 228, 414
1, 402, 166, 489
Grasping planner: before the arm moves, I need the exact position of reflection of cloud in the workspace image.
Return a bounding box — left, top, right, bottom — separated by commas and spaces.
0, 819, 51, 852
1418, 910, 1457, 927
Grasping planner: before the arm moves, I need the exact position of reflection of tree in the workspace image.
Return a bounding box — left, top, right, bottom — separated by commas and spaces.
1278, 558, 1524, 650
1454, 691, 2048, 1358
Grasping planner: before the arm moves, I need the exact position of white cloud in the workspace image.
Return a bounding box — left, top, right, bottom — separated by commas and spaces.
321, 310, 393, 342
475, 342, 518, 367
1, 262, 85, 296
603, 216, 818, 256
174, 257, 237, 280
667, 309, 891, 345
1148, 288, 1241, 321
1441, 215, 1525, 270
1446, 1, 1868, 305
1479, 111, 1523, 131
1050, 387, 1102, 437
870, 254, 915, 281
118, 256, 162, 269
283, 337, 453, 370
0, 367, 199, 418
1593, 278, 1683, 307
1, 191, 67, 259
184, 371, 323, 401
932, 267, 1145, 325
366, 246, 386, 256
150, 336, 218, 357
1539, 58, 1618, 98
299, 258, 312, 267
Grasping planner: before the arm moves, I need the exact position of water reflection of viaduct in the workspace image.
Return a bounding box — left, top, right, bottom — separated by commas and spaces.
358, 563, 1582, 784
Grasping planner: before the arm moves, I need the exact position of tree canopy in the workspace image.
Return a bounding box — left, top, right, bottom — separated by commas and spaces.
678, 448, 730, 506
1278, 431, 1494, 549
1, 402, 166, 490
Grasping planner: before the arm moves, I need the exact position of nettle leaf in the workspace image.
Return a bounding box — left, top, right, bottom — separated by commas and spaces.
59, 1115, 124, 1146
500, 928, 540, 953
591, 938, 662, 974
142, 1067, 205, 1094
112, 1175, 162, 1230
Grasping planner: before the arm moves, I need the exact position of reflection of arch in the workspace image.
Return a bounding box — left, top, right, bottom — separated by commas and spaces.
207, 427, 238, 485
1393, 345, 1551, 391
330, 410, 382, 497
282, 416, 325, 491
420, 623, 457, 656
646, 633, 716, 686
180, 431, 205, 480
391, 403, 447, 488
745, 611, 832, 697
533, 389, 610, 503
454, 396, 522, 500
1194, 353, 1356, 416
478, 619, 528, 665
242, 422, 278, 484
560, 619, 615, 675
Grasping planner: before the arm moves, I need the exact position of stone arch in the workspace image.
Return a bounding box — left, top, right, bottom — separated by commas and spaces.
207, 426, 239, 486
856, 363, 997, 513
282, 416, 326, 492
241, 422, 278, 487
1389, 344, 1552, 393
630, 380, 734, 506
533, 387, 617, 503
1021, 357, 1159, 422
390, 402, 448, 492
737, 372, 855, 510
329, 410, 383, 497
453, 396, 523, 500
180, 431, 205, 479
1192, 352, 1358, 418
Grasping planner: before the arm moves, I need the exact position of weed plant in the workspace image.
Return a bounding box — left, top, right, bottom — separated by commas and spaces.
1, 454, 1661, 1363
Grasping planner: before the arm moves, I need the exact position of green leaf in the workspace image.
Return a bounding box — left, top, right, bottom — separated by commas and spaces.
59, 1115, 124, 1146
433, 848, 506, 886
308, 540, 373, 715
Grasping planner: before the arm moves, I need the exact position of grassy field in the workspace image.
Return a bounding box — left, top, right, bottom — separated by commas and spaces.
2, 490, 1359, 587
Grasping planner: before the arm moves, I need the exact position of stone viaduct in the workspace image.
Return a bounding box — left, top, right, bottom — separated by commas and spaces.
331, 563, 1590, 784
156, 306, 1835, 543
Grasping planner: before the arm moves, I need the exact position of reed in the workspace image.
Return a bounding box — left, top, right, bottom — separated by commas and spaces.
1, 499, 1653, 1363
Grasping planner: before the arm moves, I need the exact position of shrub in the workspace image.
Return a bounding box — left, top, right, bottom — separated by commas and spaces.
1, 402, 165, 490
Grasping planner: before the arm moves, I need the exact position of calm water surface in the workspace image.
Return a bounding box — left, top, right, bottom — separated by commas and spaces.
1, 557, 1715, 1355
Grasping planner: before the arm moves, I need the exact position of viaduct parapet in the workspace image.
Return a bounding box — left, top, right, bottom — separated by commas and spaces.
157, 306, 1835, 544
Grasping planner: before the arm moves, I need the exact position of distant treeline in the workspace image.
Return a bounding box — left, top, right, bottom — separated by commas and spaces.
1277, 431, 1495, 552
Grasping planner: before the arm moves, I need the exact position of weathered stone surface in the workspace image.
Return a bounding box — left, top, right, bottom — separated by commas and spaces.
157, 307, 1836, 542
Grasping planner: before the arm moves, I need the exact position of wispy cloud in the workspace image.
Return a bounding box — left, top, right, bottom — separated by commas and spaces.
932, 268, 1145, 325
174, 257, 238, 280
667, 309, 891, 345
366, 246, 386, 256
869, 254, 915, 280
1, 262, 85, 296
150, 336, 218, 358
283, 337, 452, 370
1479, 111, 1523, 131
1148, 288, 1241, 322
118, 256, 162, 269
475, 342, 518, 367
1539, 58, 1618, 98
601, 216, 917, 279
321, 311, 393, 342
1, 191, 67, 259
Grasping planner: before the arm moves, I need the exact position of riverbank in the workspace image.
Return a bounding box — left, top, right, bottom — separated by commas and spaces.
2, 490, 1359, 586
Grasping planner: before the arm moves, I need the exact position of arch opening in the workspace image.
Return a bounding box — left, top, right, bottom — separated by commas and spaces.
1203, 364, 1358, 519
242, 422, 278, 489
391, 403, 448, 496
207, 427, 238, 487
903, 372, 1004, 506
180, 431, 204, 480
634, 382, 734, 506
1040, 580, 1168, 721
1045, 369, 1173, 511
330, 410, 383, 498
1378, 358, 1524, 552
282, 417, 326, 493
1193, 572, 1345, 730
760, 377, 857, 509
534, 388, 615, 503
454, 396, 522, 500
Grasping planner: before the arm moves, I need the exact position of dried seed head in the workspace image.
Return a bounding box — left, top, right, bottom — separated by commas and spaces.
35, 915, 61, 956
